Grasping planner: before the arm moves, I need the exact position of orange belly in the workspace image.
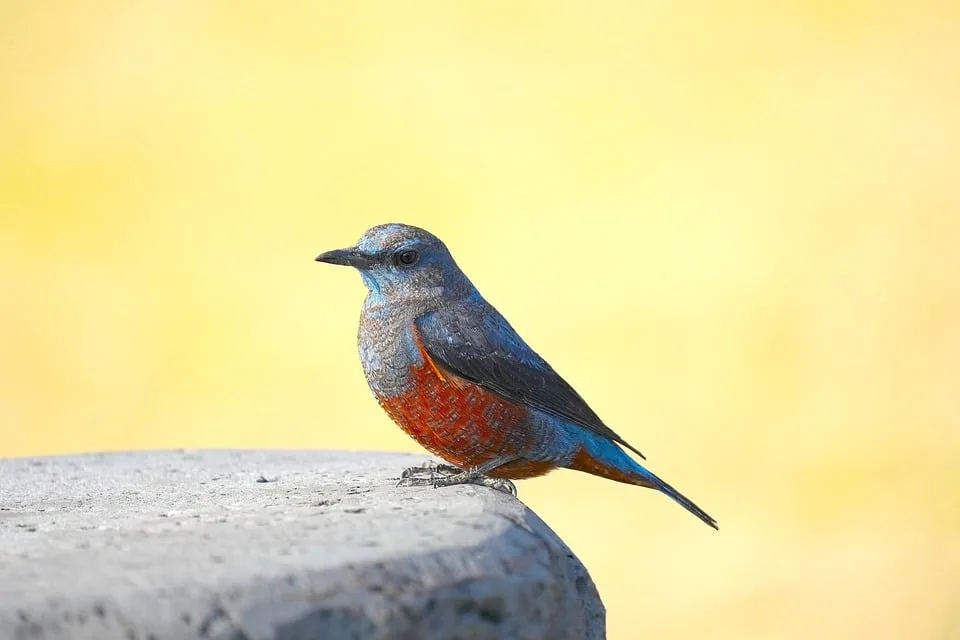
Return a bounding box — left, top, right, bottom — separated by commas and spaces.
375, 339, 555, 480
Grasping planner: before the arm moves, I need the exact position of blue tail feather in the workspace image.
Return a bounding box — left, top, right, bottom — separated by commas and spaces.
641, 467, 718, 530
578, 433, 719, 530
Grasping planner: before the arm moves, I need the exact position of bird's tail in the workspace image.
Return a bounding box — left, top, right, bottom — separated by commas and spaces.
640, 468, 718, 530
570, 439, 719, 530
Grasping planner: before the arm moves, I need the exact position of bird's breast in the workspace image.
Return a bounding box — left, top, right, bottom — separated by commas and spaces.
375, 329, 536, 470
357, 302, 421, 397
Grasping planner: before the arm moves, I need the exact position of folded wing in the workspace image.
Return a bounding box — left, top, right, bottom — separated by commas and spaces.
415, 301, 645, 459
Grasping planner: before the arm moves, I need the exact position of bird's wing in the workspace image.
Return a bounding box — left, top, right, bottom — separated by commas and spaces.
414, 300, 645, 459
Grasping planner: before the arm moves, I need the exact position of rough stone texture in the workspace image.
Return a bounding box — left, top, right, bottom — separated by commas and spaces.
0, 449, 605, 639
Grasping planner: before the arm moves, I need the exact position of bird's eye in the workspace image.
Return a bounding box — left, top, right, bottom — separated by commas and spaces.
394, 249, 420, 267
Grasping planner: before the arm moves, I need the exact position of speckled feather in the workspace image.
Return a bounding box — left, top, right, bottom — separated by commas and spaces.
323, 223, 717, 529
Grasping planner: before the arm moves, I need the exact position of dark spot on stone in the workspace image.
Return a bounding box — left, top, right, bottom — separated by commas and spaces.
344, 507, 366, 514
316, 498, 340, 507
94, 604, 106, 618
477, 596, 505, 624
197, 607, 222, 636
181, 612, 192, 625
127, 629, 137, 640
256, 474, 276, 483
575, 575, 588, 595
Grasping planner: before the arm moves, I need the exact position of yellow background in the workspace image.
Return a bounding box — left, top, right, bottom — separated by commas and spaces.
2, 2, 958, 638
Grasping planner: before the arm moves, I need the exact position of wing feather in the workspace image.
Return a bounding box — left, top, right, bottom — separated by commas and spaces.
415, 302, 645, 459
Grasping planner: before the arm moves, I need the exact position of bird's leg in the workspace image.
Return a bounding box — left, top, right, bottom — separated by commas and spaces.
430, 456, 519, 497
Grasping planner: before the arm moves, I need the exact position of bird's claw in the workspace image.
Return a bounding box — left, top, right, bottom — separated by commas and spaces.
395, 474, 435, 488
397, 473, 517, 497
397, 461, 463, 487
440, 475, 516, 497
399, 460, 462, 480
396, 461, 517, 497
396, 461, 459, 487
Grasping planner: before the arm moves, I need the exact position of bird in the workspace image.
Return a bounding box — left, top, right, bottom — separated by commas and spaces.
315, 223, 718, 529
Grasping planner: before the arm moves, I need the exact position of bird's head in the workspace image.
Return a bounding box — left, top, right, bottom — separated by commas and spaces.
315, 223, 472, 301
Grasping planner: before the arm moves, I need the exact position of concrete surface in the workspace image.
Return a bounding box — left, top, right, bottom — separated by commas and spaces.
0, 449, 604, 639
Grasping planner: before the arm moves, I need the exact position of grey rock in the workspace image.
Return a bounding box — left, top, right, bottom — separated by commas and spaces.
0, 449, 605, 639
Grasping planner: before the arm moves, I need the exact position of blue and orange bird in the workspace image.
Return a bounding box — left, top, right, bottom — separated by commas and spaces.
315, 223, 718, 529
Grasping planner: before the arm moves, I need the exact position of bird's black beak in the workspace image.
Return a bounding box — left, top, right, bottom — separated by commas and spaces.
314, 246, 376, 269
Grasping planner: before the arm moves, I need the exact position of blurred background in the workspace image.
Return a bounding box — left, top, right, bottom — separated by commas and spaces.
2, 1, 958, 638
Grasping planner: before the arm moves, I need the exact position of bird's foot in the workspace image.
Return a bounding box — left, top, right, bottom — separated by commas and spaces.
396, 460, 462, 488
399, 460, 462, 480
432, 472, 518, 497
396, 461, 518, 497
